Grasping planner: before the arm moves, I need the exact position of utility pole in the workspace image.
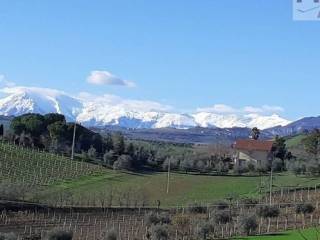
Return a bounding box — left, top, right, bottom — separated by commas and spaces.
166, 157, 171, 194
269, 167, 273, 206
71, 122, 77, 160
269, 153, 275, 206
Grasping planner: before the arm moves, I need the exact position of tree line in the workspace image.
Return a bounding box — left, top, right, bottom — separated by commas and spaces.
7, 113, 320, 176
4, 113, 204, 171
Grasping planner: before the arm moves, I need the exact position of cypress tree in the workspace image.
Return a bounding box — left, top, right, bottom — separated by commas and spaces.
0, 124, 3, 137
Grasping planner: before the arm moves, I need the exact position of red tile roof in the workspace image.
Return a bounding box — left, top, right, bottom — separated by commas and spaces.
234, 139, 274, 151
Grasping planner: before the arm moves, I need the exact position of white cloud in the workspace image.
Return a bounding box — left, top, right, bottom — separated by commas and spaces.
0, 85, 67, 98
243, 106, 263, 113
197, 103, 284, 116
86, 70, 135, 87
244, 105, 284, 114
197, 104, 237, 114
78, 92, 172, 113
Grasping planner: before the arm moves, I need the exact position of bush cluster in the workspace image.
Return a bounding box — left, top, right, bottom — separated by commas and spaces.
187, 203, 207, 214
257, 206, 280, 218
296, 203, 315, 215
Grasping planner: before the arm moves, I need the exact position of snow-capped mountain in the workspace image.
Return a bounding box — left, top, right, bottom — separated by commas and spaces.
192, 112, 290, 129
0, 86, 292, 129
0, 87, 82, 120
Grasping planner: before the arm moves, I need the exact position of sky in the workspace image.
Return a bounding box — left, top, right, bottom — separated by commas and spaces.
0, 0, 319, 120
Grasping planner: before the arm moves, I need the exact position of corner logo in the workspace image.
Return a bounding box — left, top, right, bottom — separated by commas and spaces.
293, 0, 320, 21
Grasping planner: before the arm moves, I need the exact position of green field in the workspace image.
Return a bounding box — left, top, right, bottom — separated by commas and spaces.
286, 134, 307, 148
39, 170, 320, 207
2, 139, 320, 207
236, 228, 319, 240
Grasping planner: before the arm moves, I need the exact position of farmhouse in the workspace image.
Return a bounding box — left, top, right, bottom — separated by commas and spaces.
234, 139, 274, 167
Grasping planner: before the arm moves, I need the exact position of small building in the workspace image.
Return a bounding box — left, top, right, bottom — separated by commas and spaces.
234, 139, 274, 167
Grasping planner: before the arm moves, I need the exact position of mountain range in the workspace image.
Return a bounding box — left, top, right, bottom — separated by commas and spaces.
0, 86, 292, 130
0, 86, 319, 144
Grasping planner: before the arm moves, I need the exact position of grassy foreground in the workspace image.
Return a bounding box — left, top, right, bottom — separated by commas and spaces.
39, 170, 320, 207
236, 228, 319, 240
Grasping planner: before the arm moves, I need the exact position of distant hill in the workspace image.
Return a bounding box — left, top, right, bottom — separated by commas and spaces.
93, 126, 274, 144
96, 117, 320, 144
2, 114, 320, 145
265, 116, 320, 136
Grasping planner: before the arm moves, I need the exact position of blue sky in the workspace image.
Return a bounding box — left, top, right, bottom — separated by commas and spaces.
0, 0, 319, 120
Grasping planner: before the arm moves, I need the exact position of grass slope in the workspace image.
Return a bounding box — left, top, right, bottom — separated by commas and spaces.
236, 228, 319, 240
0, 141, 103, 186
42, 170, 320, 207
286, 134, 307, 148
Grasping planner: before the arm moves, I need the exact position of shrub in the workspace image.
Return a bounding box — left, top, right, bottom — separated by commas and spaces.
158, 213, 171, 225
213, 210, 232, 224
45, 229, 73, 240
296, 203, 315, 215
145, 212, 171, 227
214, 201, 229, 210
257, 206, 280, 218
81, 151, 90, 162
239, 215, 258, 236
225, 192, 240, 202
87, 146, 97, 159
233, 164, 248, 175
196, 221, 214, 240
188, 203, 207, 214
0, 232, 17, 240
247, 161, 256, 172
162, 157, 179, 171
216, 161, 229, 174
113, 155, 132, 170
272, 159, 284, 172
306, 162, 320, 176
145, 212, 160, 226
105, 230, 117, 240
256, 161, 269, 173
149, 224, 169, 240
290, 163, 306, 176
241, 198, 258, 208
104, 150, 116, 166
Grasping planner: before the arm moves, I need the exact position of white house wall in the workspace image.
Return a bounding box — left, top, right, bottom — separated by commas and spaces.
238, 150, 269, 164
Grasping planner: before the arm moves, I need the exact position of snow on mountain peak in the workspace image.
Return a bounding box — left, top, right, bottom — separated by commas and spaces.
0, 86, 82, 120
0, 86, 292, 129
154, 113, 197, 129
245, 113, 291, 130
193, 112, 246, 128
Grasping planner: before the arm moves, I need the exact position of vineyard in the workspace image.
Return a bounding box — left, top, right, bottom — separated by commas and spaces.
0, 206, 150, 240
2, 186, 320, 239
2, 141, 320, 239
0, 141, 104, 187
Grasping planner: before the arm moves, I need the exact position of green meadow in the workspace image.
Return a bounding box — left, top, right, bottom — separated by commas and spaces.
41, 170, 320, 207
